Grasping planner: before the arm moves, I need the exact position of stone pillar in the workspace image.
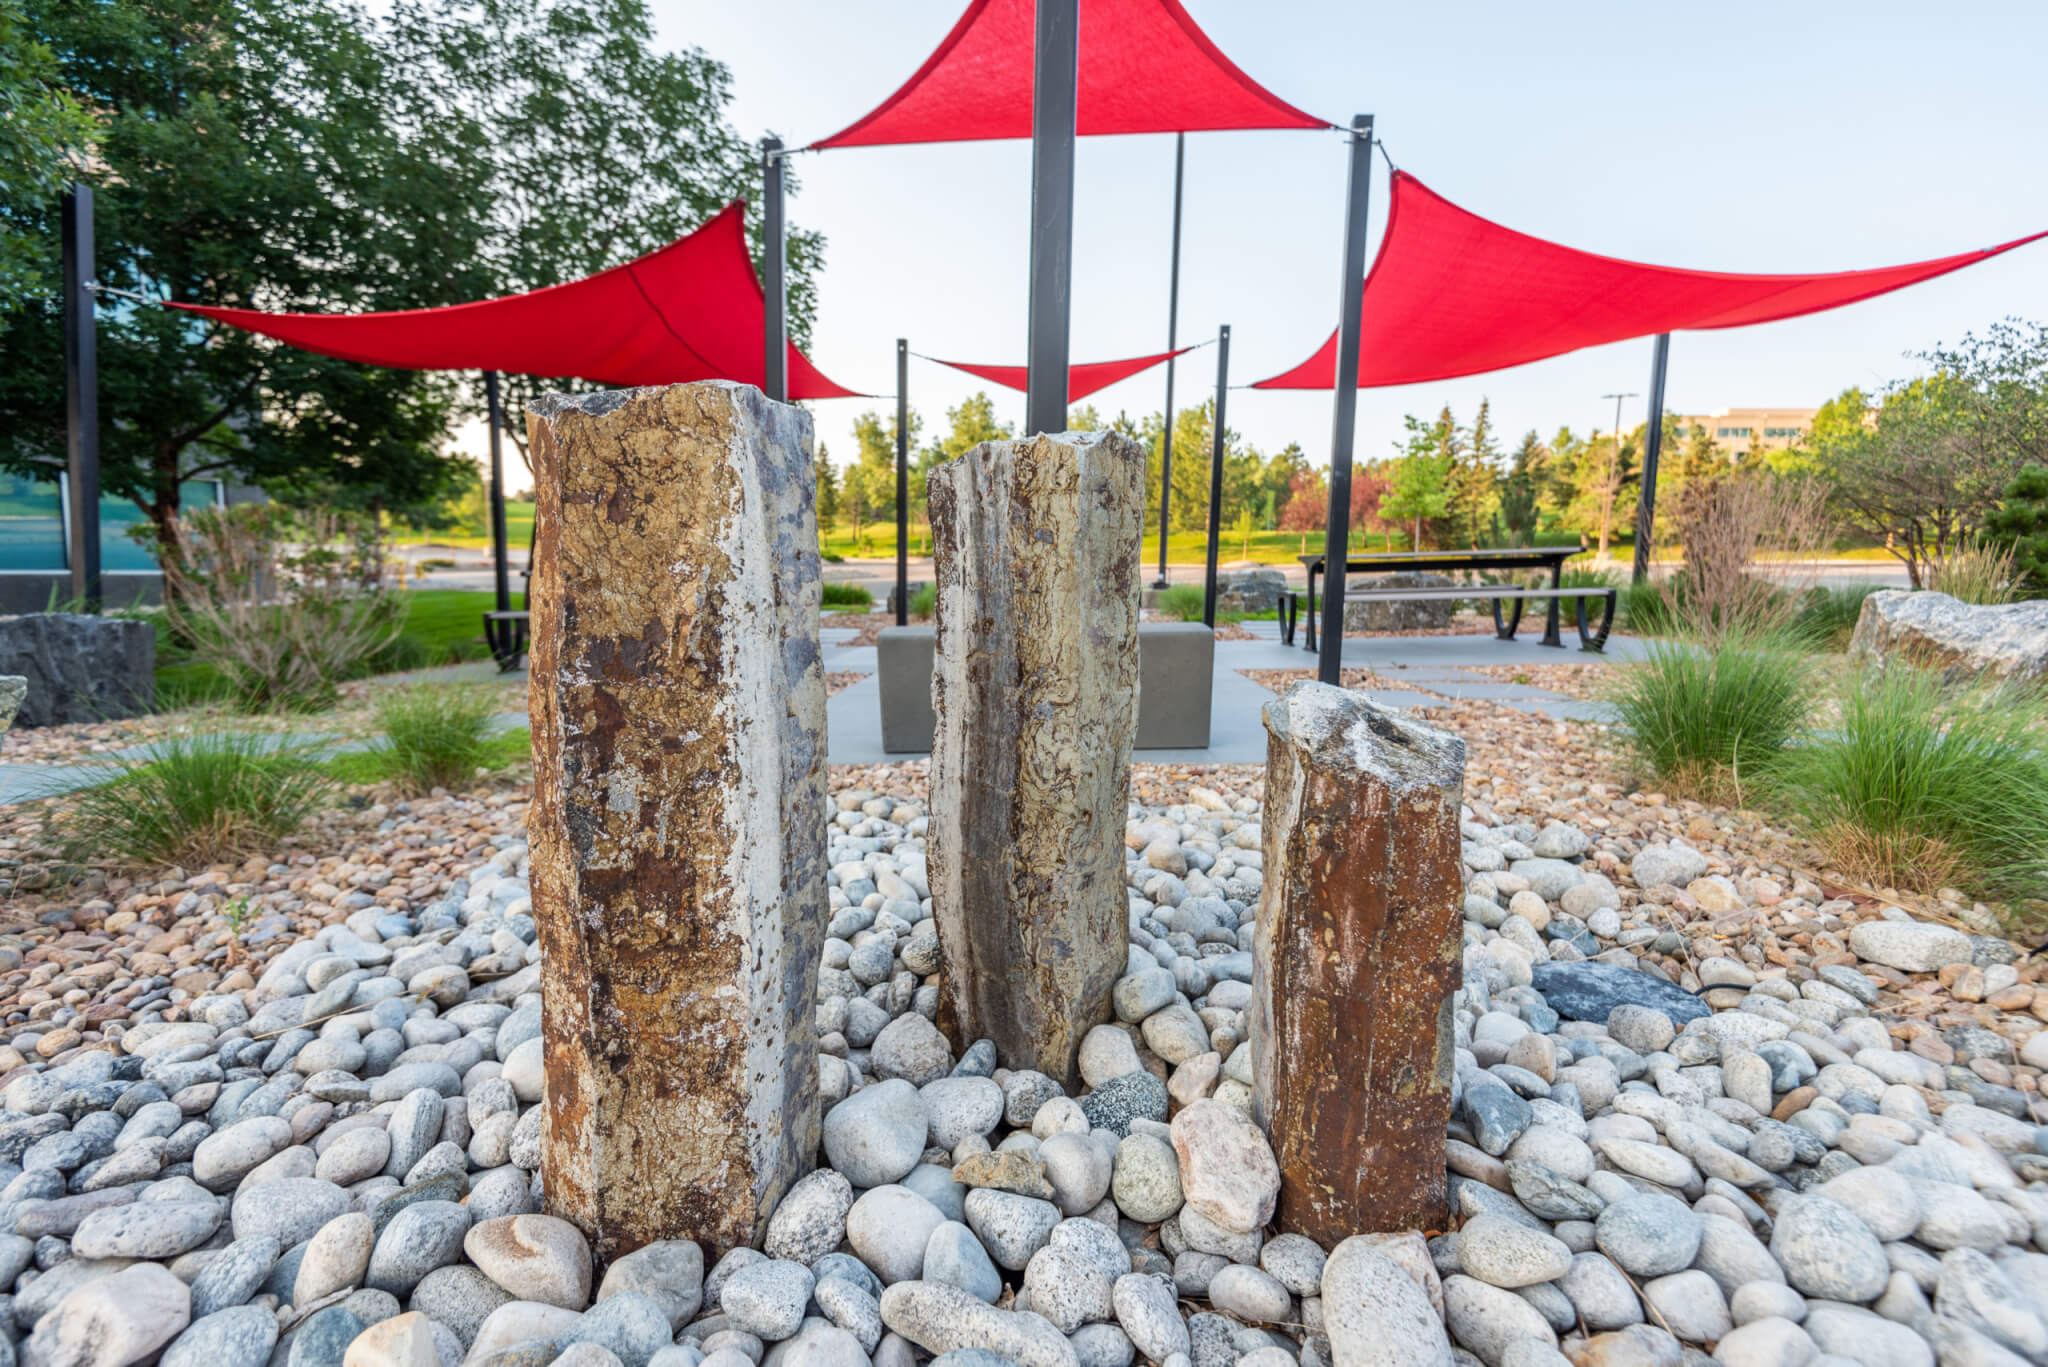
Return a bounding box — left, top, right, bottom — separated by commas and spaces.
928, 431, 1144, 1089
526, 382, 826, 1262
1252, 681, 1466, 1240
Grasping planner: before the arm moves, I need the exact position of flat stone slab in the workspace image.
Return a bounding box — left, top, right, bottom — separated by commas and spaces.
1530, 961, 1709, 1025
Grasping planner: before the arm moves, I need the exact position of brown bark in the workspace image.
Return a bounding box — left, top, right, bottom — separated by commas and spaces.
1252, 682, 1466, 1240
526, 382, 827, 1263
927, 431, 1144, 1089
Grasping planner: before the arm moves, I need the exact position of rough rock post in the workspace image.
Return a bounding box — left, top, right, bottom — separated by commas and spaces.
526, 382, 826, 1261
928, 431, 1144, 1088
1252, 681, 1466, 1239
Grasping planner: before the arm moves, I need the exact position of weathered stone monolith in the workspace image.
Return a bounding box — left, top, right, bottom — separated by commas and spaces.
928, 430, 1144, 1089
526, 382, 826, 1262
1252, 681, 1466, 1240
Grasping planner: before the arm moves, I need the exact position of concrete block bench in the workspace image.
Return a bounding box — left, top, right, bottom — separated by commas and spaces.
878, 622, 1213, 753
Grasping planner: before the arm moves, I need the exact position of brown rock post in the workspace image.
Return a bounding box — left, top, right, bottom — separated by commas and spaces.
1252, 681, 1467, 1239
927, 431, 1144, 1089
526, 382, 826, 1261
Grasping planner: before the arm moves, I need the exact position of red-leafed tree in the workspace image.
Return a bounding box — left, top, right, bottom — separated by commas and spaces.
1278, 467, 1327, 553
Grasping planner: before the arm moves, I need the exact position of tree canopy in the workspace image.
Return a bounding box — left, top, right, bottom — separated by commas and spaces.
0, 0, 822, 550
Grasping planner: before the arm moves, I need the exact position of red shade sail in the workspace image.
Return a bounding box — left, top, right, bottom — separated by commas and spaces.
811, 0, 1327, 149
170, 203, 861, 399
1256, 171, 2048, 390
928, 346, 1193, 401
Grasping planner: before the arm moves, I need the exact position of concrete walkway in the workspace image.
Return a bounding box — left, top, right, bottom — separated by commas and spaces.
0, 626, 1641, 803
822, 622, 1641, 765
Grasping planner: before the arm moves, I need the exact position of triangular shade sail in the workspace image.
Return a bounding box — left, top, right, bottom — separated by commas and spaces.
1256, 172, 2048, 390
170, 203, 861, 399
811, 0, 1327, 148
929, 346, 1192, 401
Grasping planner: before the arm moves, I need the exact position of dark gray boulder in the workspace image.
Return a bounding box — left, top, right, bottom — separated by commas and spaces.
0, 613, 154, 726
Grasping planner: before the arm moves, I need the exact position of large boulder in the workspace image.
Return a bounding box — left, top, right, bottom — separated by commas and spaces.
1341, 573, 1457, 632
1213, 567, 1289, 615
0, 613, 154, 726
1848, 589, 2048, 684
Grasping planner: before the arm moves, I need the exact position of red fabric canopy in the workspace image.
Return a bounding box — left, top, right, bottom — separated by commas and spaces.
170, 203, 861, 399
929, 346, 1192, 401
811, 0, 1327, 148
1256, 172, 2048, 390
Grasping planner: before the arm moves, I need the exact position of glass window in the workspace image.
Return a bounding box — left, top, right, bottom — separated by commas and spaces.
0, 474, 65, 571
0, 476, 224, 573
100, 481, 222, 571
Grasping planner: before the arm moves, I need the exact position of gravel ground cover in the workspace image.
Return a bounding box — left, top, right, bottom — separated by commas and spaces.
0, 694, 2039, 1367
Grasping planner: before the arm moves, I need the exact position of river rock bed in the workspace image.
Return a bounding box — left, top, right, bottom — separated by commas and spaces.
0, 762, 2041, 1367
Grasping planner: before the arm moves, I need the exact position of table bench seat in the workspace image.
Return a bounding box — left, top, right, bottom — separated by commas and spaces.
483, 610, 530, 672
1279, 584, 1615, 652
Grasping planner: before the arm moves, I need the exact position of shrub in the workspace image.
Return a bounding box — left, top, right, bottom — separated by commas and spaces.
822, 582, 874, 610
1927, 539, 2021, 605
1621, 579, 1679, 637
60, 732, 335, 868
909, 584, 937, 617
1557, 566, 1622, 591
1670, 472, 1833, 641
1159, 584, 1207, 622
1776, 668, 2048, 903
1607, 633, 1814, 806
145, 504, 403, 712
373, 685, 502, 793
1983, 463, 2048, 592
1792, 584, 1883, 651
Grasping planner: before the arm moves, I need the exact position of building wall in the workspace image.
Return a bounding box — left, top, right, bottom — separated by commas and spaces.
1673, 407, 1818, 459
0, 474, 266, 614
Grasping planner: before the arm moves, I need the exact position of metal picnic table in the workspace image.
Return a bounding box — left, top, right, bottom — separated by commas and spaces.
1296, 546, 1586, 652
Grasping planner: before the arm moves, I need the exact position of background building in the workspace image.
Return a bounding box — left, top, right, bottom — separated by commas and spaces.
1673, 406, 1818, 459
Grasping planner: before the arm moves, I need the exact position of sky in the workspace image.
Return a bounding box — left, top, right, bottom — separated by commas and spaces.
491, 0, 2048, 478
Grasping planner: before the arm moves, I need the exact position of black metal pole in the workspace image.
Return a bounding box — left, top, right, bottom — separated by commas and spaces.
1317, 115, 1374, 685
61, 183, 101, 612
1154, 132, 1185, 589
1631, 333, 1671, 585
762, 137, 788, 403
895, 339, 909, 626
484, 371, 511, 614
1025, 0, 1078, 437
1201, 325, 1230, 627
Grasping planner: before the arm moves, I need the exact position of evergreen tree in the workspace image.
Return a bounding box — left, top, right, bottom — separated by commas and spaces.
1983, 463, 2048, 591
813, 441, 840, 531
1500, 430, 1546, 546
1445, 399, 1503, 546
1381, 413, 1458, 549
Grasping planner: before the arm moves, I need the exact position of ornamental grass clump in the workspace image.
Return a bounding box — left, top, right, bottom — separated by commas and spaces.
60, 731, 334, 869
1606, 632, 1815, 807
147, 504, 403, 712
1775, 667, 2048, 905
1791, 583, 1883, 651
1159, 584, 1207, 622
373, 684, 501, 793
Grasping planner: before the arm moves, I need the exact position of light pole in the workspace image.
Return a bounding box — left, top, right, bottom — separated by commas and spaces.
1599, 391, 1637, 564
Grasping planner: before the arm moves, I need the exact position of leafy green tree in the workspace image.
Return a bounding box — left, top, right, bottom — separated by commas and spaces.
1983, 463, 2048, 592
0, 0, 92, 317
0, 0, 823, 554
383, 0, 825, 453
1811, 323, 2048, 586
0, 0, 492, 548
1381, 411, 1458, 548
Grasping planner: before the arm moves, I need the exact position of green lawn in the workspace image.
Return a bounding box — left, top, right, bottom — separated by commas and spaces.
156, 589, 520, 705
391, 503, 536, 551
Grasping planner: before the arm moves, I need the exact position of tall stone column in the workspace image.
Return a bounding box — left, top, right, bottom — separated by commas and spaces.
928, 431, 1144, 1089
526, 382, 826, 1262
1252, 682, 1466, 1240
